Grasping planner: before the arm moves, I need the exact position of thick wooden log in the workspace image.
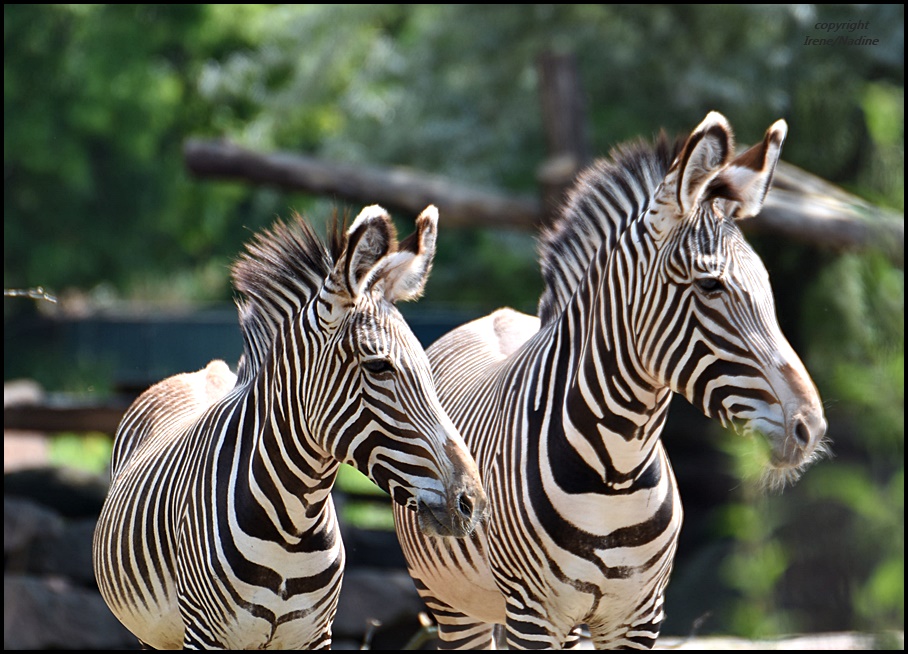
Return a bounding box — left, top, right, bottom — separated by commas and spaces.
4, 402, 128, 435
183, 139, 903, 265
184, 140, 538, 230
752, 160, 904, 266
536, 51, 592, 226
537, 52, 591, 165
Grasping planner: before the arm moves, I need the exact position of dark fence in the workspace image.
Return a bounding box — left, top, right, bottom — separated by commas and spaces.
4, 305, 483, 394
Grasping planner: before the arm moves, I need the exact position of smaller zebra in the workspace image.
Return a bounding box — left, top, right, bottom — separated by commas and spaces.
93, 205, 488, 650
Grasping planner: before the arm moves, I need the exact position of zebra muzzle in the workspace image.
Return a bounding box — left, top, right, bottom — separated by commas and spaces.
416, 486, 488, 538
775, 408, 828, 469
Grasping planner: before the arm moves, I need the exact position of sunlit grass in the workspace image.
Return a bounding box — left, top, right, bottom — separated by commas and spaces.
341, 501, 396, 531
336, 463, 394, 530
48, 432, 112, 474
336, 463, 387, 495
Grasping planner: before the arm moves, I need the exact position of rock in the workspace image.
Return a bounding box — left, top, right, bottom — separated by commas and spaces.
333, 567, 431, 646
4, 497, 64, 569
30, 518, 98, 587
3, 574, 139, 650
4, 466, 109, 519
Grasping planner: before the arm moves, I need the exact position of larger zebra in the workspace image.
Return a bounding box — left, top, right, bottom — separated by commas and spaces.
93, 205, 488, 649
394, 113, 828, 649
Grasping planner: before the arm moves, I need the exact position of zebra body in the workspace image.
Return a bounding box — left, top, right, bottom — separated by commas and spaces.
94, 206, 487, 649
394, 113, 827, 649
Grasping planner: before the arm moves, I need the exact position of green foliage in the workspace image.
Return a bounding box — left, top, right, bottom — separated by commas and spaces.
336, 463, 388, 496
711, 435, 790, 638
4, 4, 277, 299
426, 229, 542, 313
798, 253, 904, 632
806, 253, 904, 451
336, 464, 395, 531
6, 5, 903, 306
49, 432, 113, 474
339, 501, 396, 532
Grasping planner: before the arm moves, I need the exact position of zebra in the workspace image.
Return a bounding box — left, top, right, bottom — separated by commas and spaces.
393, 112, 828, 649
93, 205, 488, 650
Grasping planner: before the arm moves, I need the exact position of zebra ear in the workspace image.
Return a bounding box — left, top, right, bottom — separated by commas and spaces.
674, 111, 735, 215
708, 119, 787, 220
337, 205, 397, 298
371, 206, 438, 303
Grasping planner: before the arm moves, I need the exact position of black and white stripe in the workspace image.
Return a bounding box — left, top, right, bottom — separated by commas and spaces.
394, 113, 827, 649
94, 205, 487, 649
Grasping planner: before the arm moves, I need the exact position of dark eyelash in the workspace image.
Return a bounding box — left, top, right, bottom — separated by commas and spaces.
695, 277, 724, 293
362, 358, 394, 375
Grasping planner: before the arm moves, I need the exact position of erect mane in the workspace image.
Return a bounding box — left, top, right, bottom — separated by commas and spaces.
231, 212, 345, 382
537, 132, 684, 326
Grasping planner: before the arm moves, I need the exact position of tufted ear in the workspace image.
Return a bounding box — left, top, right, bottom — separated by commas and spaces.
646, 112, 735, 238
708, 119, 787, 220
336, 205, 396, 298
674, 111, 735, 215
370, 205, 438, 303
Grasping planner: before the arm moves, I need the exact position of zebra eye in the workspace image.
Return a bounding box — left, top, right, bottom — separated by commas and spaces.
362, 358, 395, 376
695, 277, 725, 294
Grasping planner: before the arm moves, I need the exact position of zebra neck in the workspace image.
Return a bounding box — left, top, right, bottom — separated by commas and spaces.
228, 336, 341, 540
544, 244, 672, 491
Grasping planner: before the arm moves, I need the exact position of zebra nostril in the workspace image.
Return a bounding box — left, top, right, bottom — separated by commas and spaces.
793, 419, 811, 448
457, 493, 474, 518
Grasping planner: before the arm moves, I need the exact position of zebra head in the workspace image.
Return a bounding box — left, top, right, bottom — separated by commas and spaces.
637, 112, 827, 487
309, 205, 488, 536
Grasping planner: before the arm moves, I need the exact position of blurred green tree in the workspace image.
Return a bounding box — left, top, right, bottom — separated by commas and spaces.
5, 4, 274, 303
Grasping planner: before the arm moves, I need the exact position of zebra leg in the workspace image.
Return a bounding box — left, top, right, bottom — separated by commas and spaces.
562, 625, 586, 649
432, 607, 496, 650
586, 619, 661, 650
181, 625, 222, 651
503, 610, 572, 650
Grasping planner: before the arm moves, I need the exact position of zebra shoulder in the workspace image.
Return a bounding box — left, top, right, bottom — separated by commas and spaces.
429, 308, 540, 368
110, 360, 237, 475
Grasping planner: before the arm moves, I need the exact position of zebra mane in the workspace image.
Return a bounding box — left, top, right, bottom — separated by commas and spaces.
537, 132, 684, 326
231, 212, 345, 382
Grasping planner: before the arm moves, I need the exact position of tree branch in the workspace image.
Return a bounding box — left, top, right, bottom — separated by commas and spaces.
184, 139, 539, 230
184, 139, 904, 266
